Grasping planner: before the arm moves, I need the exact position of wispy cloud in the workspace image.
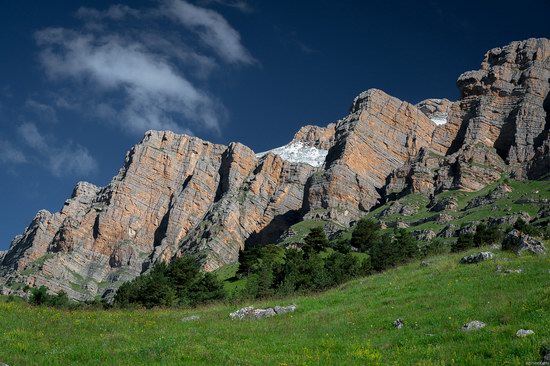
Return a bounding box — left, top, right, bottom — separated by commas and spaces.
197, 0, 253, 14
17, 122, 97, 177
25, 99, 58, 123
0, 140, 27, 165
76, 4, 140, 21
161, 0, 256, 65
34, 0, 255, 136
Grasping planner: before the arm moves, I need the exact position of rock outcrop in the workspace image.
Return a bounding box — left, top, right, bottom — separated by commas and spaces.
387, 38, 550, 198
1, 38, 549, 301
502, 229, 547, 255
460, 252, 494, 264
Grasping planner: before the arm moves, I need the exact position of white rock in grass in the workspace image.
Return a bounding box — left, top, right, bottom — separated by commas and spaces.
462, 320, 486, 331
516, 329, 534, 337
182, 315, 200, 322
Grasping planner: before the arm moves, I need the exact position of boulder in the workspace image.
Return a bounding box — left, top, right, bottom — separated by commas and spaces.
182, 315, 200, 322
460, 252, 494, 264
496, 266, 523, 274
541, 344, 550, 363
413, 230, 436, 242
503, 229, 547, 255
462, 320, 486, 331
465, 184, 512, 210
273, 304, 297, 315
516, 329, 534, 337
393, 318, 405, 329
431, 197, 458, 212
230, 305, 296, 320
439, 224, 458, 238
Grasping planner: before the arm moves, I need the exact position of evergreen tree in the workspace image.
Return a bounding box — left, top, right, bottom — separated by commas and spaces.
451, 233, 475, 252
514, 218, 541, 237
29, 286, 50, 306
236, 246, 260, 277
351, 219, 380, 252
303, 227, 329, 255
370, 232, 395, 271
394, 229, 418, 262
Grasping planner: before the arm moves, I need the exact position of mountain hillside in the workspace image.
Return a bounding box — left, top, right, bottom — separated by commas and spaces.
1, 38, 549, 301
1, 248, 548, 365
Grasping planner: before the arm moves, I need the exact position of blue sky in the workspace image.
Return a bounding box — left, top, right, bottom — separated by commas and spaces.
1, 0, 549, 249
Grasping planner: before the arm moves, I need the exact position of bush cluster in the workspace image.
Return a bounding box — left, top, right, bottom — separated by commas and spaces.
29, 286, 71, 307
451, 223, 504, 252
237, 228, 371, 299
351, 219, 419, 271
114, 256, 225, 308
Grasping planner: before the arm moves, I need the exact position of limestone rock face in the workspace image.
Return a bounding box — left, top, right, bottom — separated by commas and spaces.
2, 38, 549, 301
0, 130, 316, 299
305, 89, 437, 224
292, 123, 336, 150
387, 38, 550, 198
455, 38, 550, 177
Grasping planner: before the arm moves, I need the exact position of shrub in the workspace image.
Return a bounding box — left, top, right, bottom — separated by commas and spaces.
331, 238, 352, 254
514, 218, 541, 237
360, 256, 373, 276
29, 286, 73, 308
351, 219, 380, 252
370, 230, 419, 271
420, 237, 449, 257
451, 233, 475, 252
29, 286, 50, 306
370, 232, 396, 271
303, 227, 330, 256
324, 251, 361, 286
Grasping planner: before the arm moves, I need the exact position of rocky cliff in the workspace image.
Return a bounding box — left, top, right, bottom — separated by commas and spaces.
1, 38, 549, 300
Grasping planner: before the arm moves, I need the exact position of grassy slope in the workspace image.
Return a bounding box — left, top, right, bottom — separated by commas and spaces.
364, 179, 550, 238
1, 249, 549, 365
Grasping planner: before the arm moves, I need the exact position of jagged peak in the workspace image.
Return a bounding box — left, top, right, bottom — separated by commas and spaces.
71, 182, 100, 199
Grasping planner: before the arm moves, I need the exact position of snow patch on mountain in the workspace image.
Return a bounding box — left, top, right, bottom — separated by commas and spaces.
256, 141, 328, 167
431, 114, 448, 125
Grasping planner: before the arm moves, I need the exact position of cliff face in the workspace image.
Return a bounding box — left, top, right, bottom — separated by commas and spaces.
387, 38, 550, 197
1, 38, 549, 300
304, 89, 437, 224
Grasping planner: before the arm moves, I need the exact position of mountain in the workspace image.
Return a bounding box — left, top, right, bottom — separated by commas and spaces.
1, 38, 549, 301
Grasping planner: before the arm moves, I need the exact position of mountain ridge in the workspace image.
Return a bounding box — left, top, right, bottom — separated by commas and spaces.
1, 37, 549, 301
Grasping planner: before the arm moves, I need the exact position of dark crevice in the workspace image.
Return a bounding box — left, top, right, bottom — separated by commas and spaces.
92, 215, 100, 240
533, 87, 550, 152
244, 210, 302, 248
153, 194, 174, 247
494, 106, 519, 161
214, 148, 232, 203
447, 102, 478, 155
527, 84, 550, 179
181, 174, 193, 191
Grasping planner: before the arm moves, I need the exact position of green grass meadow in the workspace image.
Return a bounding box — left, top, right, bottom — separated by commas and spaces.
1, 248, 549, 365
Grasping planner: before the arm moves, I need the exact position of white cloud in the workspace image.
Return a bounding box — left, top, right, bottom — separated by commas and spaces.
25, 99, 58, 123
198, 0, 253, 13
18, 122, 48, 150
17, 122, 97, 177
36, 29, 221, 134
161, 0, 256, 65
0, 140, 27, 164
34, 0, 254, 136
76, 4, 140, 21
